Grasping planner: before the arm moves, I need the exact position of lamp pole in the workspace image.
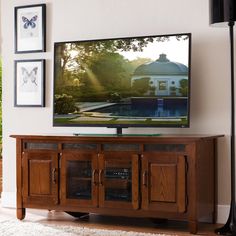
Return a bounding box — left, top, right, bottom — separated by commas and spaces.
210, 0, 236, 234
229, 20, 235, 209
215, 21, 236, 235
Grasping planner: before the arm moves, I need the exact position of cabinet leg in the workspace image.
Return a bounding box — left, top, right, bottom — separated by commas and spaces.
188, 220, 198, 234
17, 208, 25, 220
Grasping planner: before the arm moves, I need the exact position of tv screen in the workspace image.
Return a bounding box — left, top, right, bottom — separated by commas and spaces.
53, 33, 191, 129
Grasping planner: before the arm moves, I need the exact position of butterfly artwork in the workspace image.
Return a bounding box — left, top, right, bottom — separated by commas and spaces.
15, 4, 46, 52
22, 15, 38, 29
15, 59, 45, 106
20, 67, 38, 92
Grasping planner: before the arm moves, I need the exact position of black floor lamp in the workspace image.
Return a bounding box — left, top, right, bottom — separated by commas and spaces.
210, 0, 236, 235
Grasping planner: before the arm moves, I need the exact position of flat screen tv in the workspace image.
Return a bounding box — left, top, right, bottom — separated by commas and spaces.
53, 33, 191, 133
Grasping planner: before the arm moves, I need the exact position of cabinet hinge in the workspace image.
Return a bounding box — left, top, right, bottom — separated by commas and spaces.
21, 165, 24, 190
185, 194, 189, 208
184, 156, 188, 173
58, 153, 62, 168
21, 153, 24, 190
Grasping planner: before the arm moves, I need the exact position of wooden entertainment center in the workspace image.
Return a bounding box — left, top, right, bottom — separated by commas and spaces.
11, 134, 222, 234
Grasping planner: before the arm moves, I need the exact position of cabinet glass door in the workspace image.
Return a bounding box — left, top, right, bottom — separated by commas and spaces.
104, 160, 132, 202
67, 160, 92, 200
99, 153, 139, 209
61, 152, 98, 207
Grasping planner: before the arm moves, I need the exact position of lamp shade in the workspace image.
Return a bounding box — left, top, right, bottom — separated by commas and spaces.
210, 0, 236, 25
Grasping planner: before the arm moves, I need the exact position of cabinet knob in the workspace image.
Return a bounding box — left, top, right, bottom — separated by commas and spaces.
52, 168, 57, 184
99, 170, 103, 186
92, 170, 98, 186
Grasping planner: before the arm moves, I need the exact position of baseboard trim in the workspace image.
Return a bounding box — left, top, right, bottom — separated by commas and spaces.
217, 205, 230, 224
0, 193, 230, 223
1, 191, 16, 208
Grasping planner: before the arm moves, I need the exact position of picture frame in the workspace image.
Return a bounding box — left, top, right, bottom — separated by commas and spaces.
14, 4, 46, 53
14, 59, 45, 107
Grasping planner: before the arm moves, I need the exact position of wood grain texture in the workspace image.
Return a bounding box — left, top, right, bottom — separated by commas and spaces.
29, 160, 51, 195
196, 139, 215, 222
150, 163, 177, 202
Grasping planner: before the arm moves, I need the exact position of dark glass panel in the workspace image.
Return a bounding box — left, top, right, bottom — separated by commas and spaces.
63, 143, 97, 150
103, 144, 139, 151
144, 144, 185, 152
104, 160, 132, 202
24, 142, 58, 150
66, 160, 92, 200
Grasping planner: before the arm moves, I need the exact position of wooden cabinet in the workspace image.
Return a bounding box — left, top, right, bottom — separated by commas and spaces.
11, 134, 222, 234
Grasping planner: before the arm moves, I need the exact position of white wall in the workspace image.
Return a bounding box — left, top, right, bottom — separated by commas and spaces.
0, 0, 231, 218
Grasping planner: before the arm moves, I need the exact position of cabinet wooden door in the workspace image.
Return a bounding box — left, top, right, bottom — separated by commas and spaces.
98, 152, 139, 210
60, 151, 98, 208
22, 151, 59, 206
142, 153, 187, 213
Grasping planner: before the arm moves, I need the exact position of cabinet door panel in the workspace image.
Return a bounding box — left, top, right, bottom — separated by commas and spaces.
150, 164, 176, 202
29, 160, 52, 195
142, 153, 186, 213
22, 151, 59, 206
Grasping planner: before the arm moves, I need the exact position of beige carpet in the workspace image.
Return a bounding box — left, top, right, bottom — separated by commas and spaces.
0, 218, 174, 236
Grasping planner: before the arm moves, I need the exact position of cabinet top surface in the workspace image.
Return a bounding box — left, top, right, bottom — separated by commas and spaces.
10, 133, 224, 141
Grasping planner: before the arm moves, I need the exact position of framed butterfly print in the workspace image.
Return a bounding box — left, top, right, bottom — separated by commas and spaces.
14, 59, 45, 107
14, 4, 46, 53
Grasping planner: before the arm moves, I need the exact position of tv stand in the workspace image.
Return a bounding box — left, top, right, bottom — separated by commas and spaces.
11, 134, 223, 234
107, 126, 127, 135
116, 127, 123, 135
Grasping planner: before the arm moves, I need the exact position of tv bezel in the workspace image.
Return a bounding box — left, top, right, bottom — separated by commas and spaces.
53, 32, 191, 129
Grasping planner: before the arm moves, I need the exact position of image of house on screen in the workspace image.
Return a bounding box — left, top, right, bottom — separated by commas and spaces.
131, 54, 188, 97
